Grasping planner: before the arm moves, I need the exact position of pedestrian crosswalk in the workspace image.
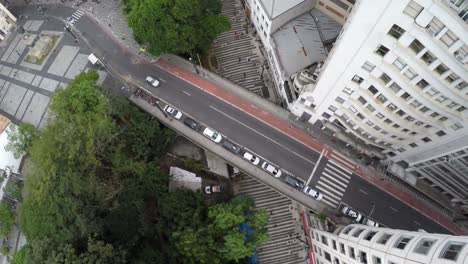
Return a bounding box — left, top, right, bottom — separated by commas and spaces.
315, 160, 352, 208
69, 10, 85, 24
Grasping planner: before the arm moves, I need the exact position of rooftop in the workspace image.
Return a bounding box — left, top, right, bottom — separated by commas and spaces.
168, 166, 202, 192
271, 8, 342, 78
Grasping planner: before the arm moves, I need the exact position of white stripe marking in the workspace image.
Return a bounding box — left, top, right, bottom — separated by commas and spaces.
321, 197, 339, 208
324, 168, 351, 182
182, 91, 191, 96
306, 148, 326, 185
331, 152, 356, 168
159, 78, 167, 83
209, 105, 316, 165
72, 15, 81, 19
318, 177, 346, 192
322, 172, 348, 188
326, 164, 352, 179
390, 206, 398, 213
329, 160, 352, 174
317, 185, 343, 200
359, 189, 368, 195
75, 10, 84, 15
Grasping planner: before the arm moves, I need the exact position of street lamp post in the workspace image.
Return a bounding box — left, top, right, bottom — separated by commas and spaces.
189, 55, 199, 74
369, 202, 376, 217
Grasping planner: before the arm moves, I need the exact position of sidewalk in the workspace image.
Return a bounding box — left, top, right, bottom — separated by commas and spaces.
156, 55, 467, 236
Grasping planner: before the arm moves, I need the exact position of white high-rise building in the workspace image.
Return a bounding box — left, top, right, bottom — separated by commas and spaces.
0, 3, 16, 42
284, 0, 468, 210
312, 224, 468, 264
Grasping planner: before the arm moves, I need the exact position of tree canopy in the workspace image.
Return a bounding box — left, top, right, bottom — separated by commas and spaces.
0, 202, 14, 237
125, 0, 230, 55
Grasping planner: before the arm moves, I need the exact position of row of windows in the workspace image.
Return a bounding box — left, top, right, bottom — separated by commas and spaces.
339, 226, 467, 261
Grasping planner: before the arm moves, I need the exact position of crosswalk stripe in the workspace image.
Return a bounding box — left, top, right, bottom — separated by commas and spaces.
327, 161, 353, 178
317, 185, 343, 200
72, 14, 81, 20
321, 198, 338, 208
322, 194, 340, 205
330, 153, 355, 168
323, 169, 350, 183
320, 174, 347, 190
75, 10, 85, 15
329, 159, 352, 174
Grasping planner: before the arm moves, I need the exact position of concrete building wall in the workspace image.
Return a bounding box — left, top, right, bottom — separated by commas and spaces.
0, 3, 16, 41
312, 224, 468, 264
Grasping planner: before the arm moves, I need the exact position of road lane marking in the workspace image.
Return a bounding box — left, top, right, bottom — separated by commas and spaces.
208, 105, 316, 165
182, 91, 191, 96
305, 148, 326, 185
414, 221, 421, 226
390, 206, 398, 213
159, 78, 167, 82
359, 189, 368, 195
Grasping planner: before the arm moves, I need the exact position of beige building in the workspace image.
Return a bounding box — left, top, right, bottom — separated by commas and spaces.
0, 3, 16, 41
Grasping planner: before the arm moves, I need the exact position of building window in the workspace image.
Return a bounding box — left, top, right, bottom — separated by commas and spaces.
324, 251, 331, 262
393, 58, 407, 70
340, 243, 346, 254
372, 256, 382, 264
380, 73, 391, 84
321, 235, 328, 245
403, 68, 418, 80
455, 45, 467, 63
403, 0, 423, 18
422, 137, 432, 142
401, 92, 411, 100
410, 143, 418, 148
410, 100, 422, 108
342, 226, 354, 235
352, 75, 364, 84
388, 24, 406, 39
420, 106, 430, 113
457, 106, 466, 112
445, 73, 459, 83
435, 63, 449, 75
451, 123, 463, 131
421, 51, 436, 65
364, 231, 377, 241
366, 104, 375, 112
426, 17, 444, 36
375, 45, 390, 56
362, 61, 376, 72
368, 85, 378, 95
440, 242, 466, 261
377, 233, 392, 245
358, 96, 367, 105
376, 113, 384, 119
455, 81, 467, 90
332, 240, 337, 250
436, 130, 446, 137
336, 97, 345, 104
389, 82, 402, 93
343, 87, 354, 95
440, 30, 459, 48
416, 79, 429, 89
328, 105, 338, 112
436, 96, 447, 103
430, 112, 440, 118
425, 88, 439, 96
439, 116, 448, 122
359, 251, 368, 264
352, 228, 365, 237
349, 247, 356, 259
414, 239, 437, 255
409, 39, 425, 54
394, 236, 413, 250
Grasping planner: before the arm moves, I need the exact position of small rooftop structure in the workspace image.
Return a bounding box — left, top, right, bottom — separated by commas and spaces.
271, 8, 342, 78
168, 166, 202, 192
259, 0, 304, 19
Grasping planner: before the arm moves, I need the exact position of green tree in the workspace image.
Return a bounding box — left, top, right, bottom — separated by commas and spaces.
5, 123, 38, 159
12, 247, 26, 264
0, 202, 14, 237
126, 0, 230, 55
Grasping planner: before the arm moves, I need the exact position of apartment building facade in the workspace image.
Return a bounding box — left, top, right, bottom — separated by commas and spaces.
0, 3, 15, 42
312, 224, 468, 264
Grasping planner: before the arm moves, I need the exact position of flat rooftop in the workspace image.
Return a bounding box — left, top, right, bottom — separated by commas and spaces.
259, 0, 303, 19
271, 8, 342, 78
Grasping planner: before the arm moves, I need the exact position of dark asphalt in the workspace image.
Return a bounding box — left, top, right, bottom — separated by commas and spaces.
13, 4, 454, 234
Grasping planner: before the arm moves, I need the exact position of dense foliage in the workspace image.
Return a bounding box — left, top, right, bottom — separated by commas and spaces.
125, 0, 230, 55
0, 202, 14, 237
10, 71, 268, 263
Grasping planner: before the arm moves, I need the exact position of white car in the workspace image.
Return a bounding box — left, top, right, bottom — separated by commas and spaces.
261, 161, 282, 178
303, 186, 323, 201
243, 152, 260, 165
163, 105, 183, 119
146, 76, 160, 87
363, 217, 379, 227
341, 206, 363, 222
202, 127, 222, 143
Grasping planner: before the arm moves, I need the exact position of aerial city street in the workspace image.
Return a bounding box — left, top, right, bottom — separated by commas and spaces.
0, 0, 465, 263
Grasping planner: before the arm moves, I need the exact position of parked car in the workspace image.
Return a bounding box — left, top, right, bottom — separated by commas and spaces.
303, 186, 323, 201
283, 175, 304, 190
341, 206, 363, 222
243, 152, 260, 165
223, 140, 241, 155
362, 217, 379, 227
163, 105, 183, 119
261, 161, 281, 178
203, 127, 222, 143
145, 76, 160, 87
204, 185, 221, 194
183, 117, 201, 131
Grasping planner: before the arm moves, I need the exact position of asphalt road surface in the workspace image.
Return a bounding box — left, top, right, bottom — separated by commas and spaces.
13, 5, 453, 234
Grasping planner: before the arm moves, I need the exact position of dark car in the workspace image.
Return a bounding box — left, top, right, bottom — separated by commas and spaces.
184, 117, 201, 131
283, 175, 305, 190
223, 140, 241, 155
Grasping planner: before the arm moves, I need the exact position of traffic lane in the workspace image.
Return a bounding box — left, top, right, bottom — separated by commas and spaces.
151, 83, 317, 179
343, 175, 450, 234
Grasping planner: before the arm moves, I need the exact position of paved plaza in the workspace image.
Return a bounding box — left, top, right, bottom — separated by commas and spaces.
0, 17, 107, 128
